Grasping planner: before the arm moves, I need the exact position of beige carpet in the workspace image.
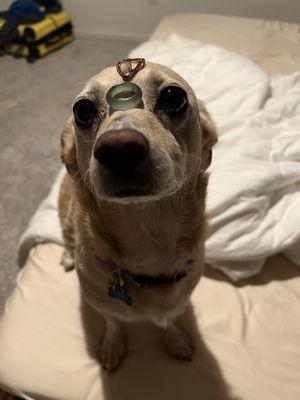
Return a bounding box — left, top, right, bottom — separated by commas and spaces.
0, 35, 141, 313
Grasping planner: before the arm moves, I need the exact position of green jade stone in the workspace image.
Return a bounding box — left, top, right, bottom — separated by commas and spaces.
106, 82, 142, 111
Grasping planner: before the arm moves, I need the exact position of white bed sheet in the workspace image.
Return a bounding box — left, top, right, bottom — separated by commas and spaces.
129, 34, 300, 279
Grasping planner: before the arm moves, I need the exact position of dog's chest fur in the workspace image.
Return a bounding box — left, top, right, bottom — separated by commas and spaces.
60, 174, 206, 324
79, 178, 207, 277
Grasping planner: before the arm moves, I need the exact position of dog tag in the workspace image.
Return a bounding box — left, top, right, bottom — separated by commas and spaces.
108, 284, 133, 307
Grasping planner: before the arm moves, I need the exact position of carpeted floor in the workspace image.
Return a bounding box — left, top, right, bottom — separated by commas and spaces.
0, 36, 141, 313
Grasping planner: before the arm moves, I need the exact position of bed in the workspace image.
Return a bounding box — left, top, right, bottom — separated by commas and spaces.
0, 13, 300, 400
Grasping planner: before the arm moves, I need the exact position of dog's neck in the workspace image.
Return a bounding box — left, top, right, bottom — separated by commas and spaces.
76, 173, 207, 271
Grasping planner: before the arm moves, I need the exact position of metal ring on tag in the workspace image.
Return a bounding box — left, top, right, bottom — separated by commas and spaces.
106, 82, 142, 111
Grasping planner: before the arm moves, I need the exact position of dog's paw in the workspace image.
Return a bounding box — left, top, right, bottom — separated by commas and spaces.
162, 324, 193, 361
60, 249, 75, 272
100, 327, 125, 372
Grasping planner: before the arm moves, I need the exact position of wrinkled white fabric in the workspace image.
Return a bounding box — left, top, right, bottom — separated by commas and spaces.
130, 35, 300, 279
18, 35, 300, 280
18, 168, 65, 267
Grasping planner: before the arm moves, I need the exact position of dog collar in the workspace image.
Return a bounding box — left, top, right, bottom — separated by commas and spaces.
107, 262, 187, 307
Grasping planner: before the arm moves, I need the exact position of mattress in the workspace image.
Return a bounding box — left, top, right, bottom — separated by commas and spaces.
151, 13, 300, 75
0, 13, 300, 400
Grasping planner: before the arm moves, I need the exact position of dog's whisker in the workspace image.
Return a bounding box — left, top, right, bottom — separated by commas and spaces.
81, 140, 98, 144
69, 168, 85, 189
180, 152, 203, 163
84, 168, 99, 204
83, 169, 93, 195
179, 151, 228, 163
70, 175, 83, 191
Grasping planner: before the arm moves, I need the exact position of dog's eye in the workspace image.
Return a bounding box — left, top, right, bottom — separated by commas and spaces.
73, 99, 98, 127
157, 86, 188, 115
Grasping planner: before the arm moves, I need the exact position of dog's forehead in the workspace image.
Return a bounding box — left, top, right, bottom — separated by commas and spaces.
85, 62, 190, 95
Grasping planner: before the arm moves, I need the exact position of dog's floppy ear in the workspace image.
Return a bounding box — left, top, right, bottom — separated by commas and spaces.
60, 117, 78, 176
198, 100, 218, 170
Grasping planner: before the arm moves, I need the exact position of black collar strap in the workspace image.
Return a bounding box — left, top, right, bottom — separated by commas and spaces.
107, 265, 187, 307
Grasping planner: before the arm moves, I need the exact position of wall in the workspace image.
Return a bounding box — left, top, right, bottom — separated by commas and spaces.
61, 0, 300, 39
1, 0, 299, 39
0, 0, 12, 8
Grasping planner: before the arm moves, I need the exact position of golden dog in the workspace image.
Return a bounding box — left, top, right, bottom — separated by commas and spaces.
59, 60, 217, 371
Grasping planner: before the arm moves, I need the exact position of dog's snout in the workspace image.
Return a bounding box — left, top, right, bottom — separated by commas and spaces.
94, 129, 150, 173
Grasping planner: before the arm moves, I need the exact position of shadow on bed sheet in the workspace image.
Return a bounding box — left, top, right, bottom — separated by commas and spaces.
81, 299, 240, 400
204, 254, 300, 287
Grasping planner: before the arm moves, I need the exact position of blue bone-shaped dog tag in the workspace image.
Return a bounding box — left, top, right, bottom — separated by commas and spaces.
108, 284, 133, 307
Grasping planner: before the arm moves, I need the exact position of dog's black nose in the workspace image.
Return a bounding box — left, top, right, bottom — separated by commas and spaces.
94, 129, 149, 174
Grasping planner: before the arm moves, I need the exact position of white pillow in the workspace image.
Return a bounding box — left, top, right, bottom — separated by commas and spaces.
130, 34, 270, 117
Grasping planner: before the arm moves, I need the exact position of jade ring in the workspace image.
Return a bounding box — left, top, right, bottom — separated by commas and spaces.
106, 82, 142, 111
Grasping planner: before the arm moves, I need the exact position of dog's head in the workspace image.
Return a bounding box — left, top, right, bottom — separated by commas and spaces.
61, 61, 217, 203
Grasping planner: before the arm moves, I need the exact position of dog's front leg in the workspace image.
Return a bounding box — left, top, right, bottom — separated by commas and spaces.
100, 316, 126, 372
162, 321, 193, 361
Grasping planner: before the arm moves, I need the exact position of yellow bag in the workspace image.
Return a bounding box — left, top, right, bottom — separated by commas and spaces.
4, 29, 73, 62
0, 11, 73, 62
0, 11, 71, 42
